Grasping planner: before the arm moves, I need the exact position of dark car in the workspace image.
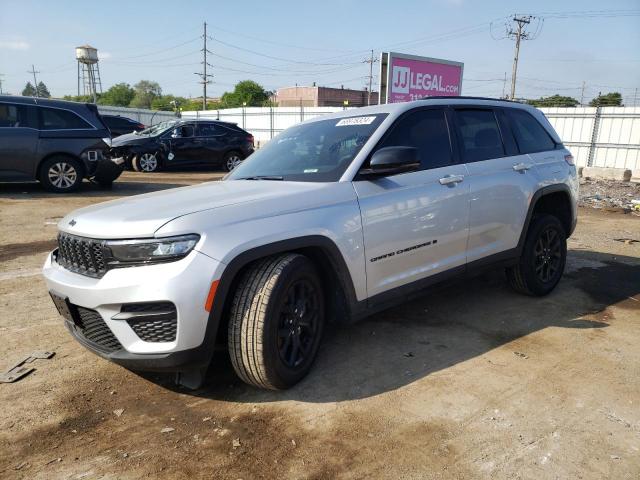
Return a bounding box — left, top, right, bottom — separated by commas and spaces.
0, 95, 123, 192
101, 114, 146, 137
110, 119, 255, 172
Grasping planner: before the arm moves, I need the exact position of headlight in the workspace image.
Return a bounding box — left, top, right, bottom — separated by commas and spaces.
105, 234, 200, 266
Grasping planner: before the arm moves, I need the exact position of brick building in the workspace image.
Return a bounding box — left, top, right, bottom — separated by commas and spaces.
275, 85, 379, 107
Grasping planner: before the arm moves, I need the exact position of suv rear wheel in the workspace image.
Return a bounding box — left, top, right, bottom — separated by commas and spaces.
39, 156, 84, 193
228, 253, 325, 390
506, 214, 567, 296
223, 151, 243, 172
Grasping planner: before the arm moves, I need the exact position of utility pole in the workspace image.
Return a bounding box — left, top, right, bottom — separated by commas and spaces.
194, 22, 213, 110
501, 72, 507, 99
363, 50, 379, 106
507, 16, 532, 100
28, 65, 40, 97
0, 74, 4, 94
580, 81, 586, 106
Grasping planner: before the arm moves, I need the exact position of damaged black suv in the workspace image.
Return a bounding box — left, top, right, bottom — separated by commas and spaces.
0, 95, 123, 192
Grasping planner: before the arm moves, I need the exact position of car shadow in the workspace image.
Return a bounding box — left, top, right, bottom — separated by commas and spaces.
0, 179, 191, 199
142, 248, 638, 403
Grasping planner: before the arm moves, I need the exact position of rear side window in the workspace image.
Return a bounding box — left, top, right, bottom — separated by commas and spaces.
507, 109, 556, 153
0, 103, 35, 128
198, 123, 220, 136
39, 107, 93, 130
378, 108, 452, 170
455, 109, 505, 162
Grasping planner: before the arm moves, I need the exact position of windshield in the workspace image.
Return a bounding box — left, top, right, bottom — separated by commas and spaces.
227, 114, 388, 182
138, 120, 179, 136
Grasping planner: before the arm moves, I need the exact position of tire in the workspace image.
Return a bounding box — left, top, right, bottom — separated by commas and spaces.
223, 151, 243, 172
228, 254, 325, 390
132, 152, 161, 172
38, 156, 84, 193
506, 214, 567, 296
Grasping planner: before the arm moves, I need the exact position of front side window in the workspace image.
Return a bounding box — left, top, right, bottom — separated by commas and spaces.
507, 109, 556, 153
455, 109, 505, 162
0, 103, 34, 128
227, 114, 388, 182
39, 107, 93, 130
376, 108, 452, 170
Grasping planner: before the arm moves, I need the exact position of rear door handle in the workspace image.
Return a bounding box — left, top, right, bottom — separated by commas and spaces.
439, 174, 464, 185
513, 162, 533, 172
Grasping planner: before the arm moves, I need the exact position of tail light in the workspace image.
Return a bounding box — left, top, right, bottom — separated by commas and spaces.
564, 154, 575, 166
247, 135, 254, 147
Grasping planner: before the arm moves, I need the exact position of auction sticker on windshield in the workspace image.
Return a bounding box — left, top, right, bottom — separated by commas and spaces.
336, 116, 377, 126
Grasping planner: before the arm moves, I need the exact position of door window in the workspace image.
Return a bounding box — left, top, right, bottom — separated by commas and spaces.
377, 109, 452, 170
455, 109, 505, 162
39, 107, 93, 130
506, 109, 556, 153
0, 103, 35, 128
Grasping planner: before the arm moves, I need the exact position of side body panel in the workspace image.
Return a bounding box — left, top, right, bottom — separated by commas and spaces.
353, 165, 470, 297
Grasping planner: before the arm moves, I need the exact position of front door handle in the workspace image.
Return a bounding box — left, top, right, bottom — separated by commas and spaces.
513, 162, 533, 172
439, 174, 464, 185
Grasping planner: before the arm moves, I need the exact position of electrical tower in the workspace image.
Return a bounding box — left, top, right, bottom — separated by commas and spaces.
507, 16, 533, 100
363, 50, 379, 106
76, 45, 103, 103
194, 22, 214, 110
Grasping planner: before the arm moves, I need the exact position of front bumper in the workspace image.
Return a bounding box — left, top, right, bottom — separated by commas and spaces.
43, 249, 225, 371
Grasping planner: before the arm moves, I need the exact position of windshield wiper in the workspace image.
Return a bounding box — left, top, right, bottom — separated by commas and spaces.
237, 175, 284, 181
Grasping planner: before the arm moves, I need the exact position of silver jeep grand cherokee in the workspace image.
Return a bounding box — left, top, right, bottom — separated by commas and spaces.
43, 98, 578, 390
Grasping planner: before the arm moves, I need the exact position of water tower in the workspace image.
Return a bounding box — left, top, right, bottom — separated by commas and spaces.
76, 45, 102, 102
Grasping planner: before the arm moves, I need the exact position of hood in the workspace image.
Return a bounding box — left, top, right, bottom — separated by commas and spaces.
59, 180, 332, 239
111, 132, 154, 147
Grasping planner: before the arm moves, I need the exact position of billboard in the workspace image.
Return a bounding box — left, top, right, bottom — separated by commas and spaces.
379, 52, 464, 104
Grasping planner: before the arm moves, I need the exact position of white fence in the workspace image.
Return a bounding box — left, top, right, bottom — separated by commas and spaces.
97, 105, 178, 126
541, 107, 640, 170
184, 106, 640, 170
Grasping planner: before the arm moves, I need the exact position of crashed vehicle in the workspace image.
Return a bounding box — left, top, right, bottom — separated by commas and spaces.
109, 119, 255, 172
0, 95, 123, 192
44, 97, 577, 390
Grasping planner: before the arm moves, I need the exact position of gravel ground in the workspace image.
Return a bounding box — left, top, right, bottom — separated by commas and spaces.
579, 179, 640, 214
1, 172, 639, 480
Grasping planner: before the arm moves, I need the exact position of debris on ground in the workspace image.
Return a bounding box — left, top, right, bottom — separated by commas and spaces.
579, 179, 640, 215
0, 351, 55, 383
613, 238, 639, 245
403, 352, 414, 357
514, 352, 529, 359
160, 427, 175, 434
113, 409, 124, 417
232, 438, 241, 449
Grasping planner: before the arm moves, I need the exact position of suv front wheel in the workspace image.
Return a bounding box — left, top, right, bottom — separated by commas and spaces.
39, 156, 84, 192
506, 214, 567, 296
228, 253, 325, 390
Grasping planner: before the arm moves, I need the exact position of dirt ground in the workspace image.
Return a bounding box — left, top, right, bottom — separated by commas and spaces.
1, 172, 639, 480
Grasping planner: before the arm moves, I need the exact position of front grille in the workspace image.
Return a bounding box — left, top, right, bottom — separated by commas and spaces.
75, 306, 123, 353
57, 233, 106, 278
123, 302, 177, 343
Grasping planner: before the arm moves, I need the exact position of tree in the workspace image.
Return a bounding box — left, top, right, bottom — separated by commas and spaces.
150, 94, 188, 111
129, 80, 162, 109
220, 80, 270, 108
22, 82, 36, 97
62, 94, 95, 103
589, 92, 623, 107
36, 81, 51, 98
98, 83, 135, 107
527, 95, 579, 108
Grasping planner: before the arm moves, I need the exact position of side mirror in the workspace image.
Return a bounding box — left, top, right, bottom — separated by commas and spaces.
360, 146, 420, 177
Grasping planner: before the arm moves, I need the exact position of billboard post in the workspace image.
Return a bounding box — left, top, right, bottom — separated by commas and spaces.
380, 52, 464, 104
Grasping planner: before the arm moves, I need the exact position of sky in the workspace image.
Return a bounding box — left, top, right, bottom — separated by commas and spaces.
1, 0, 639, 104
